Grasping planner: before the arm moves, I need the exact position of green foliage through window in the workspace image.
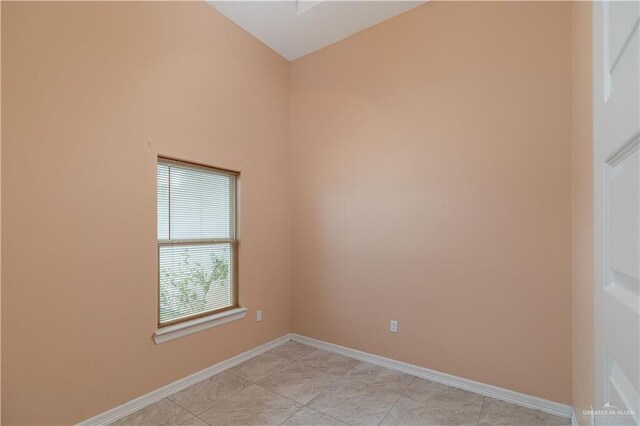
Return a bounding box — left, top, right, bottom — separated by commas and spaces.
159, 248, 230, 322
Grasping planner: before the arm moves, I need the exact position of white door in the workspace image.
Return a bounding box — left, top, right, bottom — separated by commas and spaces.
593, 1, 640, 425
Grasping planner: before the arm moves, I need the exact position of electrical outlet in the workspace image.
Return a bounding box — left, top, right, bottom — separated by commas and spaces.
390, 320, 398, 333
256, 310, 262, 322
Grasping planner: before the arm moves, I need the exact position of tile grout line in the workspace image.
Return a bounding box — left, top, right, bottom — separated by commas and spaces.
245, 381, 331, 426
276, 404, 304, 426
195, 416, 211, 426
260, 366, 344, 406
301, 405, 353, 426
376, 375, 416, 426
295, 353, 365, 425
224, 350, 312, 426
164, 398, 201, 425
195, 380, 255, 420
477, 396, 486, 426
286, 350, 421, 426
225, 349, 295, 384
179, 369, 279, 424
173, 387, 238, 425
341, 359, 363, 377
224, 346, 346, 425
260, 364, 350, 426
300, 356, 359, 406
196, 379, 301, 425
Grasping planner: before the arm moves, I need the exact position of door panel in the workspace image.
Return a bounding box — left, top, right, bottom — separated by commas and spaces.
607, 354, 639, 425
608, 1, 639, 68
606, 142, 639, 292
594, 1, 640, 425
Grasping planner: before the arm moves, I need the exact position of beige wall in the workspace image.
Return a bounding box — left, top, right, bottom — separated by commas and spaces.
1, 2, 291, 424
2, 1, 589, 423
571, 2, 594, 424
290, 1, 573, 404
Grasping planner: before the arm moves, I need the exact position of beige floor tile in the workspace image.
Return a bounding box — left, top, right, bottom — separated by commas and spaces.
108, 352, 571, 426
282, 407, 349, 426
258, 361, 341, 404
110, 399, 194, 426
299, 350, 360, 375
404, 379, 484, 412
478, 398, 570, 425
344, 362, 414, 393
404, 378, 443, 402
228, 352, 292, 382
180, 417, 210, 426
308, 377, 405, 425
168, 372, 251, 415
381, 396, 481, 426
198, 384, 301, 426
268, 341, 316, 360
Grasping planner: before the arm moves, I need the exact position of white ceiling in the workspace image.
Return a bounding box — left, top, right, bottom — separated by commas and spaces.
208, 1, 426, 61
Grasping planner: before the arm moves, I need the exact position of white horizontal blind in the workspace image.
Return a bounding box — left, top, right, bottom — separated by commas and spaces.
157, 159, 238, 326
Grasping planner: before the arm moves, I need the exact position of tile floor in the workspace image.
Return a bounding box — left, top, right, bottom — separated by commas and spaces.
110, 341, 570, 426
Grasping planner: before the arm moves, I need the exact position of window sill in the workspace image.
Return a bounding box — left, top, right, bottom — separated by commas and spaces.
153, 307, 247, 344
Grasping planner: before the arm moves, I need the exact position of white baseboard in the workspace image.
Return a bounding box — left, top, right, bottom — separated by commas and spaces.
78, 334, 292, 425
80, 332, 574, 424
291, 333, 573, 419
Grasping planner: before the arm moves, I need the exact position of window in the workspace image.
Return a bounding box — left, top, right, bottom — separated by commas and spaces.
157, 158, 239, 328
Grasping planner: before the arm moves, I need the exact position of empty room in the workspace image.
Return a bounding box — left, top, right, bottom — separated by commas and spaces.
1, 0, 639, 425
